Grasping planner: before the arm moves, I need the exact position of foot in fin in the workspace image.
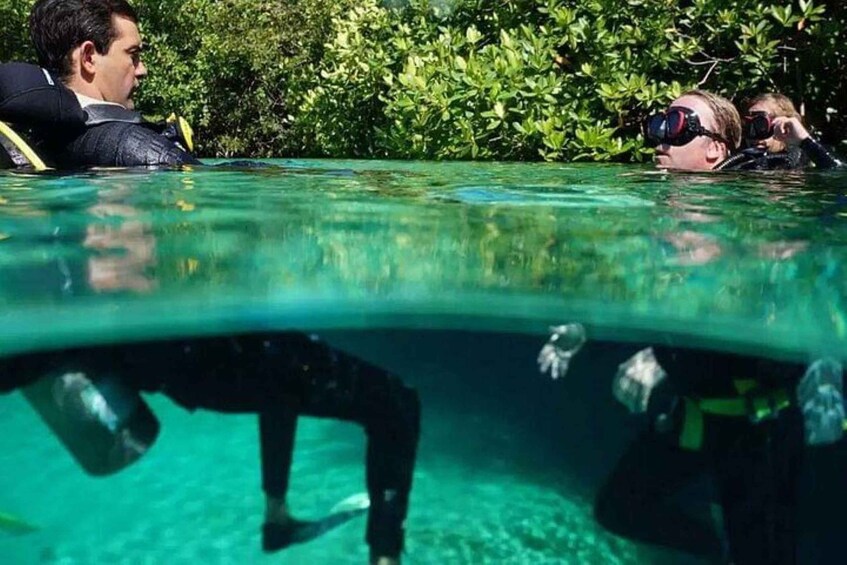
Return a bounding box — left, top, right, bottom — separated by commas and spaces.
262, 493, 369, 553
262, 518, 313, 552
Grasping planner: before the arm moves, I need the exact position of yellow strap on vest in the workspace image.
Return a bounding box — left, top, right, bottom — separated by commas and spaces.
697, 382, 789, 419
167, 113, 194, 153
750, 388, 791, 422
0, 121, 48, 171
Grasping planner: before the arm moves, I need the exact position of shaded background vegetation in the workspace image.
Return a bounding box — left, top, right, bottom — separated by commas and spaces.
1, 0, 844, 160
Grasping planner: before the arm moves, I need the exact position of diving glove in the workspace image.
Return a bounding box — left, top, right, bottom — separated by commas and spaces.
797, 358, 845, 446
613, 347, 668, 414
537, 323, 586, 380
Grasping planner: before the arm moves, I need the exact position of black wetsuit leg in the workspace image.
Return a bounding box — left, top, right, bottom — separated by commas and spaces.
596, 409, 804, 564
157, 332, 420, 558
594, 428, 725, 560
714, 411, 803, 565
250, 333, 420, 559
260, 409, 298, 501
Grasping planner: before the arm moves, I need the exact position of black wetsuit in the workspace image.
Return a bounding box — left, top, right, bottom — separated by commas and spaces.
0, 332, 420, 558
718, 138, 845, 171
1, 62, 199, 169
55, 119, 199, 168
594, 348, 806, 564
2, 62, 417, 558
49, 102, 201, 168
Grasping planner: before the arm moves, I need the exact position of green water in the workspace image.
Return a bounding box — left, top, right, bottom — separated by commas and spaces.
1, 161, 847, 563
2, 161, 846, 359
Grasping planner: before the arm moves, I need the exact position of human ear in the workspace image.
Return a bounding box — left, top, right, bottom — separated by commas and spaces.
79, 41, 98, 75
706, 139, 726, 162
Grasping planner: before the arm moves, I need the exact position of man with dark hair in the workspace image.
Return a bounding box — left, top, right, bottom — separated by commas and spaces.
21, 0, 197, 167
30, 0, 141, 103
2, 4, 422, 564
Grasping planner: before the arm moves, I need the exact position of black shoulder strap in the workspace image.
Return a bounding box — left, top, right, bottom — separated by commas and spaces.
83, 107, 196, 154
62, 120, 201, 168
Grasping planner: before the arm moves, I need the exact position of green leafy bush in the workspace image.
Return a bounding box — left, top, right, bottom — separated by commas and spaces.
134, 0, 351, 156
2, 0, 844, 159
295, 0, 844, 160
0, 0, 35, 62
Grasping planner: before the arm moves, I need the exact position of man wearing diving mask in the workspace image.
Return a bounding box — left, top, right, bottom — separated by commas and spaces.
640, 89, 843, 172
642, 89, 741, 171
590, 89, 844, 563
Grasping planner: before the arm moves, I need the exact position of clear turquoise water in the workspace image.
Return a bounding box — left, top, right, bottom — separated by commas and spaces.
2, 161, 847, 563
2, 161, 846, 359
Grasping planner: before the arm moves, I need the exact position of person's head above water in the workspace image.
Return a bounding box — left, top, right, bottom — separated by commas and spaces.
644, 89, 741, 171
29, 0, 146, 109
744, 93, 810, 153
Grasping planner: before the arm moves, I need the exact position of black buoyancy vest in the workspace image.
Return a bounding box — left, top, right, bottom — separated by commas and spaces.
1, 62, 198, 168
716, 147, 806, 171
0, 63, 86, 169
717, 140, 844, 172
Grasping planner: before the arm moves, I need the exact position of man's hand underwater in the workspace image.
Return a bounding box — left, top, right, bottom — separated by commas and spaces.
612, 348, 668, 414
537, 323, 586, 380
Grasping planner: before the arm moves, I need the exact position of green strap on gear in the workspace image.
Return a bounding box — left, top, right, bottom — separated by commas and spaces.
0, 120, 48, 171
679, 397, 705, 451
698, 397, 748, 417
678, 380, 792, 451
748, 388, 791, 422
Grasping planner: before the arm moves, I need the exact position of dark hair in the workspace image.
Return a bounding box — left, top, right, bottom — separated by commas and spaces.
29, 0, 138, 80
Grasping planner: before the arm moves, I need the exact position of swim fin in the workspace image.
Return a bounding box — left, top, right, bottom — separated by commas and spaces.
262, 492, 369, 552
